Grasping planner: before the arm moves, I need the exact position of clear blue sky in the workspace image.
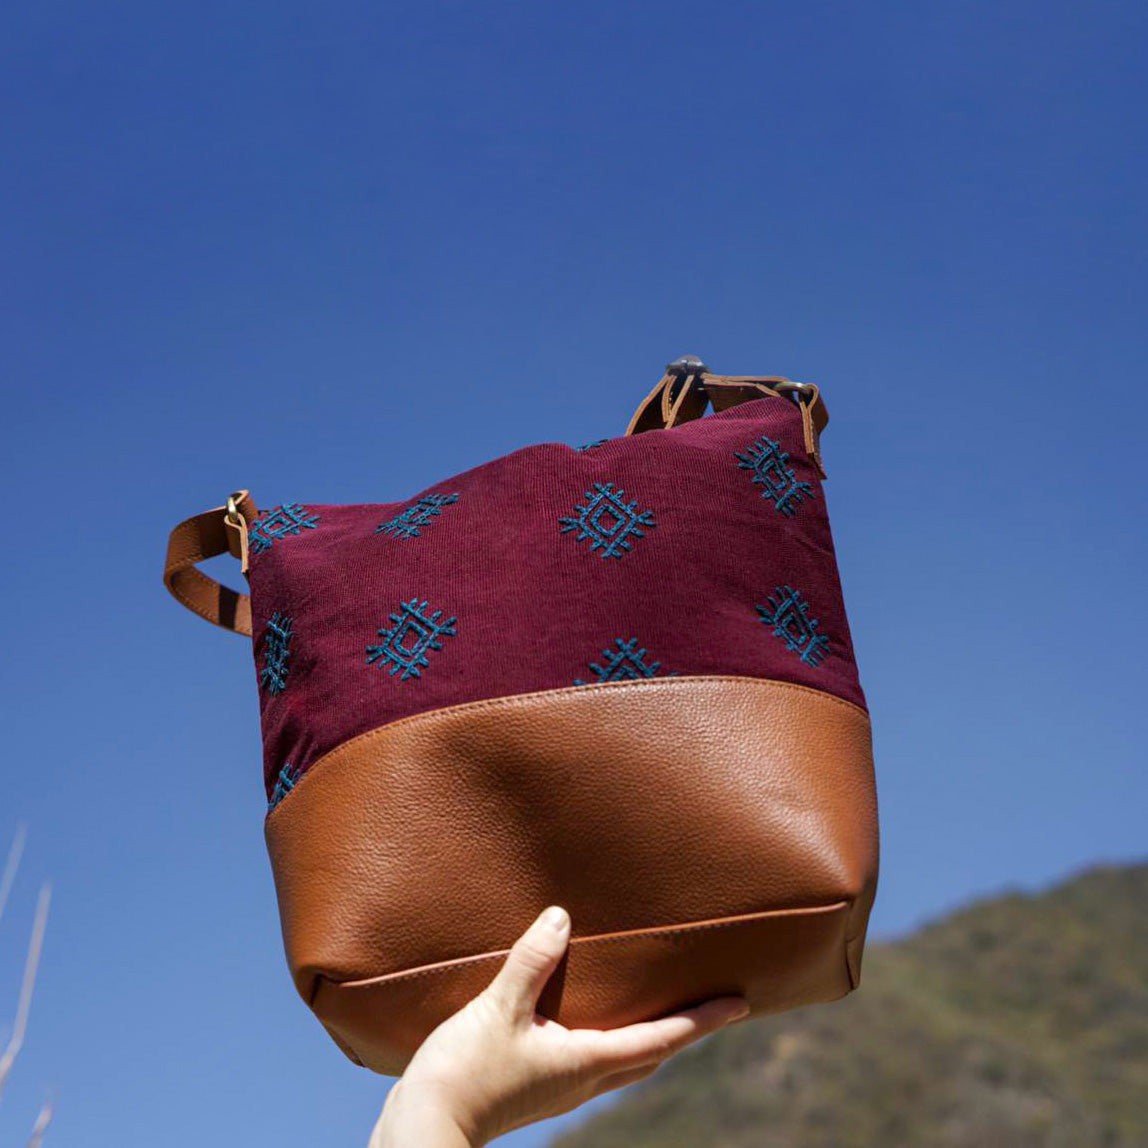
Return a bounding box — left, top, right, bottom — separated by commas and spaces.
2, 2, 1145, 1145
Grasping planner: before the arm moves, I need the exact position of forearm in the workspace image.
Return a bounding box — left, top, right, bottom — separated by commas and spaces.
369, 1079, 478, 1148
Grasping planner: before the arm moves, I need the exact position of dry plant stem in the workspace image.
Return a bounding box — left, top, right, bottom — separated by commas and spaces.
0, 882, 52, 1103
0, 824, 27, 926
27, 1092, 53, 1147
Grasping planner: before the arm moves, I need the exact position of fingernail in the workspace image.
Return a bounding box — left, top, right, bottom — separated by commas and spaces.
542, 905, 569, 932
727, 1001, 750, 1021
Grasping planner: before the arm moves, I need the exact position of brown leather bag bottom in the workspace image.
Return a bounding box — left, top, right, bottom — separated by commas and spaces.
263, 675, 879, 1075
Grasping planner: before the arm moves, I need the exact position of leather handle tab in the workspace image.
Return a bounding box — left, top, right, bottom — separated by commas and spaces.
163, 490, 258, 637
624, 365, 831, 478
707, 376, 830, 479
624, 369, 711, 437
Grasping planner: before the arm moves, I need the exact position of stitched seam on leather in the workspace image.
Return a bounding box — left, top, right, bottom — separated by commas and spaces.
170, 574, 227, 627
264, 675, 870, 822
844, 888, 876, 990
182, 551, 242, 567
178, 595, 218, 627
175, 581, 249, 633
326, 675, 866, 766
267, 676, 869, 818
317, 900, 852, 991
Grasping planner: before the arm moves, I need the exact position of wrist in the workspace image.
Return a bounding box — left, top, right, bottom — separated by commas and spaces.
372, 1077, 483, 1148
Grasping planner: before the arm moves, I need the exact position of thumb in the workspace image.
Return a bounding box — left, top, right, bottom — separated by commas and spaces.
483, 906, 571, 1024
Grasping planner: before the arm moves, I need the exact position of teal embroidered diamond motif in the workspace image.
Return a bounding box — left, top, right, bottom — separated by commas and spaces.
367, 598, 458, 681
559, 481, 656, 559
734, 436, 814, 517
268, 762, 301, 812
249, 503, 321, 554
574, 439, 608, 451
574, 638, 680, 685
376, 492, 460, 539
757, 585, 831, 666
259, 611, 293, 694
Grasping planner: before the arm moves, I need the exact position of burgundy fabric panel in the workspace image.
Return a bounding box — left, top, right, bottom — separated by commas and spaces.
247, 394, 866, 803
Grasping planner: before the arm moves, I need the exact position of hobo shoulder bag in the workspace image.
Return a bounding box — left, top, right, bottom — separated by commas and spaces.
162, 356, 879, 1076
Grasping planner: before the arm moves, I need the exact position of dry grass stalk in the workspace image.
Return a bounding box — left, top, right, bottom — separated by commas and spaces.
0, 823, 27, 926
0, 876, 52, 1103
0, 825, 55, 1142
27, 1091, 53, 1147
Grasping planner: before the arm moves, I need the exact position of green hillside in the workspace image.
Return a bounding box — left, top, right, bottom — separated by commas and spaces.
549, 862, 1148, 1148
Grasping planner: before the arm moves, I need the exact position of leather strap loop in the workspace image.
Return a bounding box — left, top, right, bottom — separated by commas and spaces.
163, 490, 258, 637
711, 378, 830, 480
623, 370, 711, 436
625, 370, 830, 479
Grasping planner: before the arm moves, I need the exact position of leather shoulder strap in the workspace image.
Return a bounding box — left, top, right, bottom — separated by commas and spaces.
623, 367, 712, 436
164, 365, 829, 635
163, 490, 257, 637
625, 363, 830, 478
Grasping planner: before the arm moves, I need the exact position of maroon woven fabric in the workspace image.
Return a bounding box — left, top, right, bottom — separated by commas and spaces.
248, 394, 865, 807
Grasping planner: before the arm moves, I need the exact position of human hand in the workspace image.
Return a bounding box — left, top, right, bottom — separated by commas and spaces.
370, 905, 750, 1146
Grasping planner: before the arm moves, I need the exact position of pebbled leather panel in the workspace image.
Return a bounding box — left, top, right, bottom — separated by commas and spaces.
263, 674, 879, 1071
318, 900, 854, 1075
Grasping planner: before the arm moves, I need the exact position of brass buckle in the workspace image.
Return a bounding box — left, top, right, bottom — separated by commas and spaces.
224, 490, 252, 575
770, 380, 815, 401
225, 490, 247, 527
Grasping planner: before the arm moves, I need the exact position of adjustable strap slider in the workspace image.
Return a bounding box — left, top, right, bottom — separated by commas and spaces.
224, 490, 252, 576
771, 382, 828, 480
